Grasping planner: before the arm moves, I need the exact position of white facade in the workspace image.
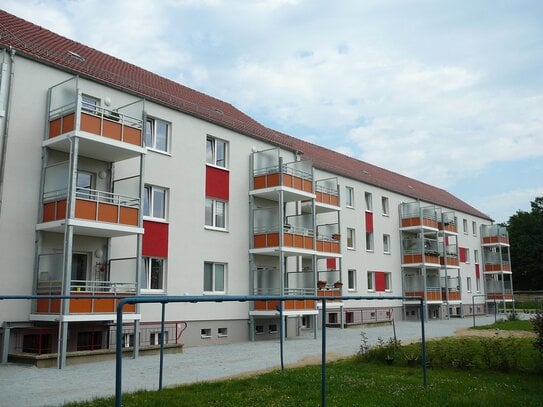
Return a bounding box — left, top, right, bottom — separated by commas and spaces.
0, 25, 512, 367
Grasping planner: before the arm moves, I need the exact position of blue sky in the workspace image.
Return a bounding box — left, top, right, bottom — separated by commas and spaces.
4, 0, 542, 222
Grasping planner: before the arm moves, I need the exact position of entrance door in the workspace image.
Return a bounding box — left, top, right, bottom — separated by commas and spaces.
71, 253, 89, 288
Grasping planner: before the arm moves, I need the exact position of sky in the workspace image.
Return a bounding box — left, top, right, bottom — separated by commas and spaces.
3, 0, 543, 223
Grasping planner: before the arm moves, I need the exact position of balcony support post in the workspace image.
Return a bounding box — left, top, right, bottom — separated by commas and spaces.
1, 323, 10, 364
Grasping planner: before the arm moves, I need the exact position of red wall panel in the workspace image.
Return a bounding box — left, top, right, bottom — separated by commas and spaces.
142, 220, 169, 258
365, 211, 373, 233
475, 263, 480, 279
375, 272, 386, 292
326, 258, 337, 270
459, 247, 467, 263
206, 165, 229, 200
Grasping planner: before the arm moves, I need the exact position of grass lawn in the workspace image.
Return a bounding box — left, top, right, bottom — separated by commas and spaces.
67, 358, 543, 407
472, 319, 534, 332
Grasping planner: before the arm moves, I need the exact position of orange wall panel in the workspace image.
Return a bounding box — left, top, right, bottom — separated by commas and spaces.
56, 199, 67, 219
102, 119, 122, 141
74, 199, 97, 220
119, 207, 139, 226
123, 126, 142, 146
97, 202, 118, 223
80, 113, 101, 135
43, 202, 56, 222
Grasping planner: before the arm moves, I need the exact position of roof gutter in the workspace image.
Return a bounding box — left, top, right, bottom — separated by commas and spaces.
0, 47, 15, 218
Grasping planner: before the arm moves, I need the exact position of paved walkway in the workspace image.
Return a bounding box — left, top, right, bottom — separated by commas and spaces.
0, 316, 497, 406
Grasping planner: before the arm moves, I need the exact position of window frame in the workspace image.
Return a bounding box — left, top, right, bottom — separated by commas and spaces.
143, 185, 167, 221
347, 269, 357, 291
463, 218, 468, 234
346, 228, 355, 249
204, 262, 227, 294
366, 231, 374, 252
383, 234, 391, 254
381, 196, 389, 216
364, 192, 373, 211
345, 186, 354, 208
472, 221, 477, 236
141, 257, 166, 292
206, 135, 228, 168
81, 94, 100, 114
145, 116, 171, 153
205, 198, 228, 230
467, 276, 472, 292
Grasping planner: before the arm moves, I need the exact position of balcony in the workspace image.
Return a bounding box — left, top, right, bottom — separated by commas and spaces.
251, 288, 316, 313
251, 148, 314, 202
40, 188, 141, 237
402, 238, 440, 266
438, 212, 457, 234
314, 178, 340, 212
46, 78, 145, 161
404, 288, 442, 302
481, 225, 509, 246
35, 280, 137, 315
483, 250, 512, 272
316, 223, 341, 255
253, 225, 314, 251
400, 202, 439, 230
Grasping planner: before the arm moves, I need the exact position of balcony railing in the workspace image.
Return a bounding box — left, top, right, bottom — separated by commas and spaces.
42, 187, 139, 227
253, 163, 313, 193
48, 102, 143, 147
315, 184, 339, 207
36, 280, 137, 314
253, 225, 314, 250
405, 287, 442, 301
252, 288, 316, 311
481, 225, 509, 245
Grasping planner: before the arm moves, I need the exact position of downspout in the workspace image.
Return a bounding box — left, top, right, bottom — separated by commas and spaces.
0, 47, 16, 218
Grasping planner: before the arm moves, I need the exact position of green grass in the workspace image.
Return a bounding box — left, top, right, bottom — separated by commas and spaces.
472, 319, 534, 331
67, 336, 543, 407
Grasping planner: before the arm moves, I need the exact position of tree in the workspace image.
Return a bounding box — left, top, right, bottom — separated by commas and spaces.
506, 196, 543, 290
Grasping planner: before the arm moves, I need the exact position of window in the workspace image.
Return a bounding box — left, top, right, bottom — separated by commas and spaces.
347, 228, 355, 249
381, 196, 389, 215
144, 185, 167, 220
368, 271, 391, 292
206, 136, 228, 168
77, 331, 103, 351
476, 276, 481, 292
345, 186, 354, 208
383, 234, 390, 254
205, 198, 227, 229
364, 192, 373, 211
474, 249, 479, 264
218, 327, 228, 337
366, 231, 374, 251
348, 269, 356, 290
81, 94, 99, 114
150, 331, 169, 345
472, 221, 477, 236
200, 328, 211, 339
465, 248, 470, 263
204, 262, 226, 293
467, 277, 472, 292
463, 219, 468, 234
142, 257, 165, 291
269, 324, 278, 333
255, 325, 264, 335
145, 117, 170, 152
76, 171, 95, 199
122, 333, 134, 348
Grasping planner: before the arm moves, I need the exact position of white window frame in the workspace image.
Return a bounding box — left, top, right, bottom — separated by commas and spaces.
345, 186, 354, 208
206, 135, 228, 168
364, 192, 373, 211
347, 228, 355, 249
204, 262, 226, 294
81, 94, 100, 114
205, 198, 227, 230
381, 196, 389, 216
476, 275, 481, 292
366, 231, 374, 252
367, 271, 374, 292
218, 327, 228, 338
383, 234, 391, 254
474, 249, 479, 264
145, 116, 170, 153
367, 271, 391, 292
467, 276, 472, 292
144, 185, 167, 221
465, 248, 470, 264
472, 221, 477, 236
463, 218, 468, 234
347, 269, 357, 291
200, 328, 212, 339
141, 257, 166, 292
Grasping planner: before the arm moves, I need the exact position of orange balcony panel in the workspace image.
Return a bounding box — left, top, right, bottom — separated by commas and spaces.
43, 202, 57, 222
282, 174, 293, 188
119, 207, 139, 226
316, 192, 339, 206
483, 236, 509, 245
293, 176, 303, 190
440, 257, 459, 266
283, 233, 294, 247
36, 296, 61, 313
80, 112, 102, 135
97, 202, 118, 223
267, 173, 280, 187
487, 293, 513, 300
123, 126, 142, 146
403, 254, 439, 264
303, 179, 313, 193
318, 289, 342, 302
102, 119, 122, 141
438, 222, 457, 233
402, 217, 438, 229
74, 199, 98, 221
405, 291, 441, 301
442, 291, 461, 301
293, 233, 304, 248
49, 113, 75, 138
253, 233, 279, 248
253, 175, 266, 189
304, 236, 314, 249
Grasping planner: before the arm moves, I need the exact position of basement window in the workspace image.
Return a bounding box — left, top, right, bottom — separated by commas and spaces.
269, 324, 278, 334
255, 325, 265, 335
218, 327, 228, 337
201, 328, 212, 339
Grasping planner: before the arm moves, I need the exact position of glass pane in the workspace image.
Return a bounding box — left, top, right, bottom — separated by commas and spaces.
367, 272, 373, 290
145, 119, 154, 148
205, 199, 213, 226
81, 95, 98, 113
141, 259, 149, 289
206, 138, 214, 164
143, 186, 150, 216
215, 264, 225, 291
153, 188, 165, 219
204, 263, 213, 291
150, 258, 163, 289
156, 120, 168, 151
216, 140, 226, 167
215, 201, 225, 228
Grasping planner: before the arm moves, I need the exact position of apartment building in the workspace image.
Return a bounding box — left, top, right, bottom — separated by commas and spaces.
0, 11, 513, 367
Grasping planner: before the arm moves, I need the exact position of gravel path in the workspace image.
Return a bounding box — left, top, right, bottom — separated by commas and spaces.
0, 316, 498, 406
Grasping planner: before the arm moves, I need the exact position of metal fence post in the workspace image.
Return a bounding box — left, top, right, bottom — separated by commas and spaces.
159, 301, 166, 390
321, 299, 327, 407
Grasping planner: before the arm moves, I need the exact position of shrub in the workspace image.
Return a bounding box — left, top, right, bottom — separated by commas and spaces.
532, 312, 543, 354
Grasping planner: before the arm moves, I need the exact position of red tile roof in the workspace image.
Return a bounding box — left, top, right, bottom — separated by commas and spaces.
0, 10, 490, 220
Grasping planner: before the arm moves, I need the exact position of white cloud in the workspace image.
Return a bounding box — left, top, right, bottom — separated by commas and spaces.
474, 187, 543, 223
